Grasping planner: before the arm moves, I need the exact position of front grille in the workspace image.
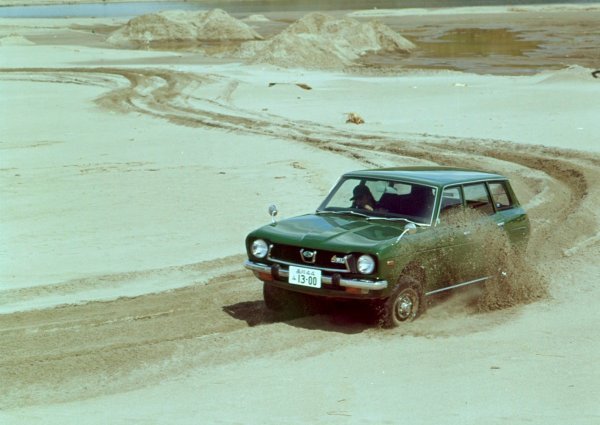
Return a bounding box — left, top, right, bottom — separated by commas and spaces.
268, 244, 353, 273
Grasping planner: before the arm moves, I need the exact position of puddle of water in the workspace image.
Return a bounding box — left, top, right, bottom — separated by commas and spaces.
362, 27, 544, 75
418, 28, 539, 58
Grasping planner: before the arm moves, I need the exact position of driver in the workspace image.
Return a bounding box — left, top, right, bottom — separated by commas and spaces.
351, 184, 375, 211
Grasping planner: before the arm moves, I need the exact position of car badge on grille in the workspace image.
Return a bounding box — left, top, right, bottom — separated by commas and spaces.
300, 249, 317, 264
331, 255, 347, 265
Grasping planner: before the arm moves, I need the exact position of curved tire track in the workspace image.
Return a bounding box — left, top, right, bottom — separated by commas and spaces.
1, 66, 598, 409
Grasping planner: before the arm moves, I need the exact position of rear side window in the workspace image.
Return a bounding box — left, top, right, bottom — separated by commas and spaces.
463, 183, 494, 215
488, 181, 513, 211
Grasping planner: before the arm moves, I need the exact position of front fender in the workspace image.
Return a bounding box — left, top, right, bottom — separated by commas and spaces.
378, 231, 446, 293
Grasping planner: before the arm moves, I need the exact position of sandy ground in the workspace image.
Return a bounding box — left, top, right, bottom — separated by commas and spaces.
1, 3, 599, 424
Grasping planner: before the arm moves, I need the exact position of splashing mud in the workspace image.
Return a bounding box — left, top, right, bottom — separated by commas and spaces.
477, 229, 549, 312
437, 208, 549, 312
478, 256, 548, 312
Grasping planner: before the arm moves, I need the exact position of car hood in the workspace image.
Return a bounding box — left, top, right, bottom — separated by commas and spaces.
250, 213, 407, 253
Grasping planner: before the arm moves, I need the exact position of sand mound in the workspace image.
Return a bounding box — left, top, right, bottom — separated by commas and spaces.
241, 12, 416, 69
108, 9, 262, 45
0, 35, 34, 46
537, 65, 598, 84
244, 14, 270, 22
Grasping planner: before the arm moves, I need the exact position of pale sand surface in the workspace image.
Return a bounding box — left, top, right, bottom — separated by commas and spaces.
1, 4, 599, 425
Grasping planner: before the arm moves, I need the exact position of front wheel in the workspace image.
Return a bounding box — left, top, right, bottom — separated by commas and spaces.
263, 283, 289, 311
378, 278, 424, 328
263, 283, 306, 317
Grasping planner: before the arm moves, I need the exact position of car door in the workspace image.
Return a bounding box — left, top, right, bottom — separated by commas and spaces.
487, 180, 530, 247
430, 185, 475, 291
457, 182, 500, 282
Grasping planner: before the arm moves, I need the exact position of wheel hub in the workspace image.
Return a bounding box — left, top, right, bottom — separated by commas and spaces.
396, 295, 414, 320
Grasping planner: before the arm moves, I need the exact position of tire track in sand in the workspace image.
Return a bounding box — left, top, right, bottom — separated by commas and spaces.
1, 67, 598, 409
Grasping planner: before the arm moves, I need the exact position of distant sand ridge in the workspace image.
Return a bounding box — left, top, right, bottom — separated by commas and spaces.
242, 12, 416, 69
108, 10, 416, 70
107, 9, 263, 44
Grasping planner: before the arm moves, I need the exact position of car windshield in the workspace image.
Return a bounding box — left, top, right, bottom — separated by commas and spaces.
317, 177, 437, 225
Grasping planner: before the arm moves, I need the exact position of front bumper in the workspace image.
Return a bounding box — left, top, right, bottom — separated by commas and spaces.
244, 260, 388, 291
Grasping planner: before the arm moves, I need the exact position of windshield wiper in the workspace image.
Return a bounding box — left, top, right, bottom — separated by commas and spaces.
366, 216, 419, 224
316, 210, 370, 218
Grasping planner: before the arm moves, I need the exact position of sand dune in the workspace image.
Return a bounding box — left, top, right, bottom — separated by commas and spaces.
241, 12, 415, 69
107, 8, 262, 45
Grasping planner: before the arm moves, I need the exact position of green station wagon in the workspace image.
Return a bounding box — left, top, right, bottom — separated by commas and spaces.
244, 167, 529, 327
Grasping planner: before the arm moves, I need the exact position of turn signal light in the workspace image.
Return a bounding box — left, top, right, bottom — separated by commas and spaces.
255, 271, 273, 281
345, 287, 363, 294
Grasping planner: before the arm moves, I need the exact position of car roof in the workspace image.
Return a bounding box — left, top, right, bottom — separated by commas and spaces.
343, 166, 507, 187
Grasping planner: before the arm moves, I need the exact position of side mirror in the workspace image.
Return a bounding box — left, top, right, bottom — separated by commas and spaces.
396, 222, 417, 242
404, 222, 417, 235
268, 204, 278, 224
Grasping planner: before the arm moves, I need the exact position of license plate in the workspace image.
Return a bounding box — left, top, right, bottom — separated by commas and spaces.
289, 266, 322, 288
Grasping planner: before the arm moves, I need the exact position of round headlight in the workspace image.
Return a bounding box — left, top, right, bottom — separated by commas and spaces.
357, 255, 375, 274
251, 239, 269, 259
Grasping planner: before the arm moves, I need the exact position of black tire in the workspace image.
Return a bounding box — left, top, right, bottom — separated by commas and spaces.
378, 276, 424, 328
263, 283, 305, 316
263, 283, 286, 311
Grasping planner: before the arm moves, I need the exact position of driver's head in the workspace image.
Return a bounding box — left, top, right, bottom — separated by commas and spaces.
351, 184, 373, 207
351, 184, 371, 201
